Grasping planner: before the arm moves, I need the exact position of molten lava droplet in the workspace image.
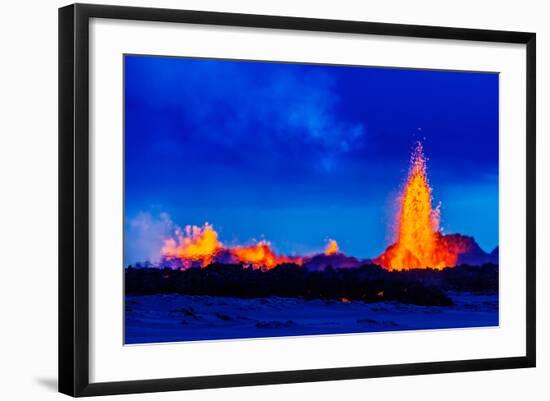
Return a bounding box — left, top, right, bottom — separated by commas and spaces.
375, 142, 457, 271
325, 239, 339, 256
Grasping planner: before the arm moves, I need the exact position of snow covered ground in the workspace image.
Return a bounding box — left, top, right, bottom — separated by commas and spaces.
125, 292, 498, 344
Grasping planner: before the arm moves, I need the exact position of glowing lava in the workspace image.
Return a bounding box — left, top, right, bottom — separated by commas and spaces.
375, 142, 457, 271
231, 241, 302, 269
162, 224, 302, 270
161, 223, 222, 268
325, 239, 339, 256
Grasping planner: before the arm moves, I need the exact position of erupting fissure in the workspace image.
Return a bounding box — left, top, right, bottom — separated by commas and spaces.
161, 224, 302, 269
159, 142, 467, 271
375, 142, 458, 271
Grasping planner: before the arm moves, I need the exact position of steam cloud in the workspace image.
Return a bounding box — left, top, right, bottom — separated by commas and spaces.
125, 212, 174, 266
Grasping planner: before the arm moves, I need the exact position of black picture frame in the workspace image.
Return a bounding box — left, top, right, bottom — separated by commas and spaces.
59, 3, 536, 397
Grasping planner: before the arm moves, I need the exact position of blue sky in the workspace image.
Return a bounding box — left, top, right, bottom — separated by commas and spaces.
124, 55, 499, 264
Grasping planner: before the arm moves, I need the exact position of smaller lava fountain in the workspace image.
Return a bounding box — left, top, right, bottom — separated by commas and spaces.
161, 223, 222, 268
325, 239, 339, 256
375, 142, 461, 271
231, 241, 303, 269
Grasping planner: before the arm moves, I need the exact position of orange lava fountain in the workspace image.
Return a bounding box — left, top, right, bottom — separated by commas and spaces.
375, 142, 457, 271
161, 223, 222, 268
325, 239, 339, 256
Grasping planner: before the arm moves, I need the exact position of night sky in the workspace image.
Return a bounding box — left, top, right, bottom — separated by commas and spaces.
124, 55, 499, 265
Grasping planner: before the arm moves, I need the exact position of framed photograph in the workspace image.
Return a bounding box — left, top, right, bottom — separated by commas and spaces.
59, 3, 536, 397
